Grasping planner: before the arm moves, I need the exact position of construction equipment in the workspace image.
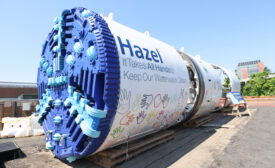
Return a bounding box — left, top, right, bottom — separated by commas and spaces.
36, 7, 241, 162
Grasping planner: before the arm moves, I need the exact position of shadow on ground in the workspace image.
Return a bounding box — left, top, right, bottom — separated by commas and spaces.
62, 113, 235, 168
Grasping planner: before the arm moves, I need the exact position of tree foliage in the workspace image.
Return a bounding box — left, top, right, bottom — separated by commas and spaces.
242, 68, 275, 96
235, 74, 240, 80
264, 67, 271, 73
222, 77, 230, 98
223, 77, 230, 88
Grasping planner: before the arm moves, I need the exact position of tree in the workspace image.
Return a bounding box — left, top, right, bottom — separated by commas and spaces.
223, 77, 230, 88
222, 77, 230, 98
235, 74, 240, 80
242, 69, 275, 96
264, 67, 271, 73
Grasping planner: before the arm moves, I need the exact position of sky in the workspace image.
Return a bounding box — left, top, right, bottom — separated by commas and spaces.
0, 0, 274, 82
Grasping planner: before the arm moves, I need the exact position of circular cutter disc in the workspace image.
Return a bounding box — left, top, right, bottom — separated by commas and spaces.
36, 7, 120, 162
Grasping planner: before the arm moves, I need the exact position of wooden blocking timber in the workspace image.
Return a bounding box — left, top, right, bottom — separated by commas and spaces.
221, 106, 233, 113
87, 130, 175, 168
232, 104, 251, 117
183, 115, 213, 128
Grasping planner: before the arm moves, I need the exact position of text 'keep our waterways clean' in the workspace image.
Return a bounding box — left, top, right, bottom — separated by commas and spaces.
122, 57, 186, 84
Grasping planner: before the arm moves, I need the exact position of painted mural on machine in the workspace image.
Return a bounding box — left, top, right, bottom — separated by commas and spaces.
36, 7, 240, 162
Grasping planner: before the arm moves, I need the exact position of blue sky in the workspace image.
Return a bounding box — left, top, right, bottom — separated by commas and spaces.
0, 0, 274, 82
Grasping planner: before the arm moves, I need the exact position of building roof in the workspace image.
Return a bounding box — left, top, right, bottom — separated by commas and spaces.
237, 60, 261, 67
0, 81, 37, 88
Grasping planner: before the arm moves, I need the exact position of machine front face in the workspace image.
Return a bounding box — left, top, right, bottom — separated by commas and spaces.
36, 8, 122, 161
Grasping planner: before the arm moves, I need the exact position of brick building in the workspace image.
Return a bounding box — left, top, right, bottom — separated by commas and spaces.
0, 81, 37, 98
235, 60, 264, 80
0, 81, 38, 130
